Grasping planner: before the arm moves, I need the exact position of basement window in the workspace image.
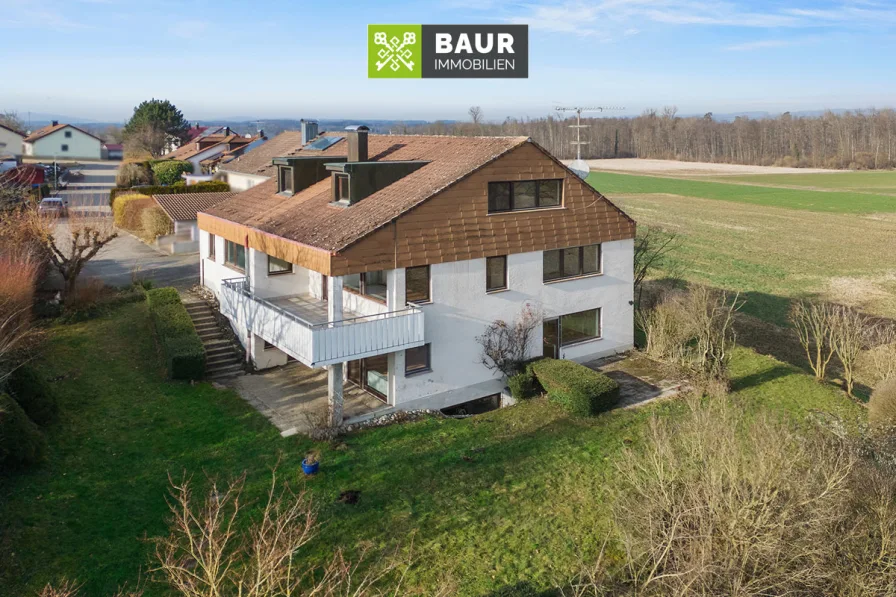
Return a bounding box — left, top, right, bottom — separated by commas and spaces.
488, 179, 562, 213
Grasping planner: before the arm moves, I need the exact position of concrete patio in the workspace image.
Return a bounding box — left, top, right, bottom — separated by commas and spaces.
230, 361, 384, 436
582, 352, 687, 408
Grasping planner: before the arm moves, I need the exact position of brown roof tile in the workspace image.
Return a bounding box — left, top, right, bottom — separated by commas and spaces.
24, 123, 102, 143
154, 191, 236, 222
204, 134, 529, 252
163, 134, 259, 162
217, 130, 307, 176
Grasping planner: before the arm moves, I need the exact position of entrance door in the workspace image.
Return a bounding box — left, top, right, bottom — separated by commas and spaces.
346, 356, 389, 403
543, 319, 559, 359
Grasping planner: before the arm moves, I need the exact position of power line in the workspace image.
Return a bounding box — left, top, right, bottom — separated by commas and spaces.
554, 106, 625, 160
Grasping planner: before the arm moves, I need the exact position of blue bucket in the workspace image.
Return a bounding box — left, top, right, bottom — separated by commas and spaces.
301, 459, 320, 476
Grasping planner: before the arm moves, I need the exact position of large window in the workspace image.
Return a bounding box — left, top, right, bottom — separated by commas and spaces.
543, 308, 602, 356
486, 256, 507, 292
343, 271, 387, 302
267, 255, 292, 275
208, 234, 216, 260
405, 344, 431, 376
224, 240, 246, 271
543, 244, 601, 282
406, 265, 430, 303
487, 179, 562, 213
278, 166, 294, 194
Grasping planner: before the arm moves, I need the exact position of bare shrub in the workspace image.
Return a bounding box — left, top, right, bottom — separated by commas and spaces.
0, 254, 38, 372
41, 213, 118, 298
861, 324, 896, 385
790, 300, 837, 380
633, 226, 678, 310
635, 296, 691, 362
869, 378, 896, 429
115, 163, 153, 188
831, 305, 873, 396
66, 277, 106, 313
141, 206, 172, 240
477, 302, 541, 378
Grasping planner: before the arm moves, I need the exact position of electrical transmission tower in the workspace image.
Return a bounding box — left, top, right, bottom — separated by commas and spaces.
554, 105, 625, 161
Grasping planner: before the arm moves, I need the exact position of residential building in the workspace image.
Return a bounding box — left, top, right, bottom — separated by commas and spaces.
162, 128, 265, 174
217, 120, 319, 191
198, 127, 635, 425
0, 122, 25, 159
153, 191, 236, 253
23, 121, 103, 160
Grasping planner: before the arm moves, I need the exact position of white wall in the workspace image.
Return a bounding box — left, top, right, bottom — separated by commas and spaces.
393, 239, 634, 410
223, 170, 269, 192
0, 128, 23, 158
26, 127, 101, 159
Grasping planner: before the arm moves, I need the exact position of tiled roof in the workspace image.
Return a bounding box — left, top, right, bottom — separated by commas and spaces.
204, 134, 530, 252
154, 191, 236, 222
24, 123, 102, 143
163, 134, 259, 162
218, 130, 306, 176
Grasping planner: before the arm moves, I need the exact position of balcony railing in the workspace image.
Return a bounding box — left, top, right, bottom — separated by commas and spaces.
220, 277, 424, 367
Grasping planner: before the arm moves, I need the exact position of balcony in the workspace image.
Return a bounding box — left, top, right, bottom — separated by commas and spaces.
220, 278, 424, 368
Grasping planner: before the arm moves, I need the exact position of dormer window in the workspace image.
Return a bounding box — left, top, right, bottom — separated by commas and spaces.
278, 166, 294, 195
335, 174, 350, 202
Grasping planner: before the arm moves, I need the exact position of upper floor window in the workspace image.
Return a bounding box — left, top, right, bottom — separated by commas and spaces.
278, 166, 294, 194
486, 256, 507, 292
488, 179, 562, 213
344, 270, 387, 303
64, 130, 72, 138
543, 244, 601, 282
225, 240, 246, 272
267, 255, 292, 275
406, 265, 430, 303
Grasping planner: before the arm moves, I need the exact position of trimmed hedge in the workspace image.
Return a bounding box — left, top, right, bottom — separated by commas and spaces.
508, 365, 538, 401
146, 288, 206, 380
151, 160, 194, 186
7, 365, 58, 425
529, 358, 620, 417
109, 180, 230, 205
0, 392, 47, 469
141, 205, 173, 240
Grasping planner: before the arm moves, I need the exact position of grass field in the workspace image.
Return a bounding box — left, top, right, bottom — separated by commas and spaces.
0, 304, 864, 596
588, 169, 896, 325
710, 170, 896, 193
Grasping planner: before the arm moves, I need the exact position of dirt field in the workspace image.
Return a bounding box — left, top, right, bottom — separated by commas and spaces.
581, 158, 837, 176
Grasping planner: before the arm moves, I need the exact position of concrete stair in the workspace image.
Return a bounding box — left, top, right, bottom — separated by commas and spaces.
182, 296, 244, 382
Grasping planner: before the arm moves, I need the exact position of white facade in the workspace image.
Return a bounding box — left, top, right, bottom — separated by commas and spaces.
200, 229, 634, 413
220, 170, 269, 192
24, 126, 102, 159
0, 126, 24, 158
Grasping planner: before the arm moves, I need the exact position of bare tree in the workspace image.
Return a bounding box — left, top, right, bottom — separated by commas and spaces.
633, 226, 678, 310
831, 306, 872, 397
790, 300, 838, 380
40, 213, 117, 298
468, 106, 484, 125
0, 110, 25, 133
477, 302, 541, 378
123, 123, 168, 159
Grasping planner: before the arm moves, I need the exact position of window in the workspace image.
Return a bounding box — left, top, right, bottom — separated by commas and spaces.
487, 179, 563, 213
224, 240, 246, 271
64, 130, 72, 138
486, 256, 507, 292
559, 308, 601, 346
267, 255, 292, 275
278, 166, 293, 194
335, 174, 350, 201
405, 344, 431, 375
208, 234, 216, 260
406, 265, 430, 303
343, 270, 387, 302
543, 244, 601, 282
61, 144, 69, 152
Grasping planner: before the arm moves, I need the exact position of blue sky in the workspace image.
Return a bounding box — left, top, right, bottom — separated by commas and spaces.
2, 0, 895, 123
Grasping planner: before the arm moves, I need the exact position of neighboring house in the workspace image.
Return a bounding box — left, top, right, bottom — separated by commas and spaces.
162, 124, 226, 155
102, 143, 123, 160
153, 191, 236, 254
217, 120, 319, 191
198, 126, 635, 423
23, 121, 103, 160
0, 123, 25, 159
162, 129, 265, 174
200, 132, 268, 174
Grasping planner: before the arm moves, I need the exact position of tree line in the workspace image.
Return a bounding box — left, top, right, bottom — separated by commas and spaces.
392, 107, 896, 169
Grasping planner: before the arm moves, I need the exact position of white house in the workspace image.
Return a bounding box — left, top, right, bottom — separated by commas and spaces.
197, 127, 635, 425
162, 128, 264, 174
23, 122, 103, 160
0, 122, 25, 159
217, 120, 320, 191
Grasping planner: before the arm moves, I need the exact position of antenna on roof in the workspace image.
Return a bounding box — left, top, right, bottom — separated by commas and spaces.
554, 105, 624, 178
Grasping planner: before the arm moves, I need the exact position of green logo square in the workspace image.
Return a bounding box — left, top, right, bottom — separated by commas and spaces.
368, 24, 422, 78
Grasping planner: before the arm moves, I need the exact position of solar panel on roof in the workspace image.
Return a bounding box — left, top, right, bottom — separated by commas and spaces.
304, 136, 343, 151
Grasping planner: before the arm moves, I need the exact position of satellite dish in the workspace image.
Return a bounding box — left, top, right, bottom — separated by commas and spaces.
569, 159, 590, 179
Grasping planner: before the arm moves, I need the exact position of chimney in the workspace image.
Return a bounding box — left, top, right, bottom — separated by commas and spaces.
223, 126, 231, 136
345, 125, 369, 162
51, 120, 59, 126
257, 128, 265, 138
300, 119, 318, 145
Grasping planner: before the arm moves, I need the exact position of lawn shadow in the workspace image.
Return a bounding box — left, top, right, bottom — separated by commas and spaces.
730, 365, 793, 392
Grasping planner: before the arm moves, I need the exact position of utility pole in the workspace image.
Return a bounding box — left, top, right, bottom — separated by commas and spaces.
554, 105, 624, 178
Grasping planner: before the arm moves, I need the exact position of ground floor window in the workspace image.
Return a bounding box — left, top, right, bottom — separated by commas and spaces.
225, 240, 246, 271
208, 234, 216, 260
347, 355, 389, 402
543, 308, 602, 357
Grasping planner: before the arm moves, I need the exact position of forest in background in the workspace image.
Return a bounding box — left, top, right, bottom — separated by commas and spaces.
393, 108, 896, 170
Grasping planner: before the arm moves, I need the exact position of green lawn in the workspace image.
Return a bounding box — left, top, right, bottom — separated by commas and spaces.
0, 304, 865, 596
710, 170, 896, 192
587, 171, 896, 213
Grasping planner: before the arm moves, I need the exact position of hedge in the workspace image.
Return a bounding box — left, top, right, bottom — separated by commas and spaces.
112, 193, 154, 230
529, 358, 620, 417
109, 181, 230, 205
141, 205, 173, 240
508, 366, 538, 401
151, 160, 194, 186
7, 365, 58, 425
146, 288, 206, 380
0, 392, 47, 469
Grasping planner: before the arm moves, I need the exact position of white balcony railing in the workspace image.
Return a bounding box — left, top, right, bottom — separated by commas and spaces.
220, 277, 424, 368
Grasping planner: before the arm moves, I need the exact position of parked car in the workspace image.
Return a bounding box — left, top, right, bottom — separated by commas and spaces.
38, 197, 67, 217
